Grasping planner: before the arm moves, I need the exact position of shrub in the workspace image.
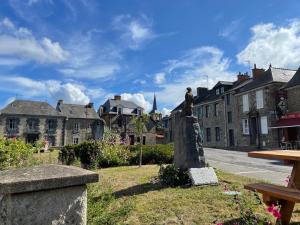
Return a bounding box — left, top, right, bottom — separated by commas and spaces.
58, 145, 77, 165
75, 141, 100, 169
0, 138, 34, 170
158, 164, 191, 187
98, 142, 130, 168
129, 143, 174, 165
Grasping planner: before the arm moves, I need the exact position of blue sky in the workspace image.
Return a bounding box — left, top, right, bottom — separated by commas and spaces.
1, 0, 300, 115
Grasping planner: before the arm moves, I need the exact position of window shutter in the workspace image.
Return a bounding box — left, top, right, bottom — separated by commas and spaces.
256, 90, 264, 109
242, 94, 249, 112
260, 116, 268, 134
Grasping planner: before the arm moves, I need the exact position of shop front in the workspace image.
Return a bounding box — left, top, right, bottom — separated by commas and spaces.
270, 113, 300, 149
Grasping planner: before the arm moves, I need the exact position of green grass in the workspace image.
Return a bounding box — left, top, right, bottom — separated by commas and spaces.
87, 165, 300, 225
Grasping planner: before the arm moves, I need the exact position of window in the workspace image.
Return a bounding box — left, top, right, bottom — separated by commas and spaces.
242, 119, 249, 135
228, 111, 232, 123
260, 116, 268, 134
226, 94, 231, 105
28, 120, 34, 131
256, 90, 264, 109
74, 122, 79, 131
9, 119, 16, 130
137, 109, 142, 116
242, 94, 249, 112
215, 127, 220, 142
216, 89, 220, 95
206, 128, 211, 142
47, 120, 55, 131
72, 137, 79, 144
221, 87, 224, 94
205, 105, 209, 118
118, 107, 122, 115
214, 103, 219, 117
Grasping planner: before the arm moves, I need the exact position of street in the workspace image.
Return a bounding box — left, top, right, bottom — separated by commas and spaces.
204, 148, 292, 185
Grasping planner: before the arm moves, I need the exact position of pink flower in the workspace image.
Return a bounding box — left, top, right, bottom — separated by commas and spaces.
217, 223, 223, 225
285, 175, 291, 184
267, 204, 275, 213
272, 209, 281, 219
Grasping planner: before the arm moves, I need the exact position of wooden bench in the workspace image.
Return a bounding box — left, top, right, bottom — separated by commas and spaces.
245, 183, 300, 204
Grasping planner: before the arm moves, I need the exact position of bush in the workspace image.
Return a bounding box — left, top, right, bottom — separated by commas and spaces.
75, 141, 100, 169
129, 143, 174, 165
98, 142, 130, 168
58, 145, 77, 165
0, 138, 34, 170
158, 164, 191, 187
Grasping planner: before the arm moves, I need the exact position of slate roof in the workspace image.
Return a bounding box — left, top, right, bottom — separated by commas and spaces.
102, 99, 143, 114
284, 67, 300, 89
0, 100, 63, 117
59, 104, 100, 119
237, 67, 296, 94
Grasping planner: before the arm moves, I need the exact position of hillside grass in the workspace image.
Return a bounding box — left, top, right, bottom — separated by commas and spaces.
86, 165, 300, 225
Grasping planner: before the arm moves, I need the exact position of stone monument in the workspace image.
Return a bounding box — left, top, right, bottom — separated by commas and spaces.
174, 87, 218, 186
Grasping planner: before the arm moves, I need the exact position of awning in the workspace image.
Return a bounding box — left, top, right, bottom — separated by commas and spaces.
270, 117, 300, 129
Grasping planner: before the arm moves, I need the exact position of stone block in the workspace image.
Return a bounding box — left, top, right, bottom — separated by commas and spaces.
188, 167, 218, 186
0, 165, 99, 225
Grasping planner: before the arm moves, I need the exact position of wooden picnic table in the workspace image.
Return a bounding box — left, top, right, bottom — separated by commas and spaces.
245, 150, 300, 225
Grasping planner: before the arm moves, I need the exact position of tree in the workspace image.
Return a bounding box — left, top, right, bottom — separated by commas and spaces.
132, 113, 149, 167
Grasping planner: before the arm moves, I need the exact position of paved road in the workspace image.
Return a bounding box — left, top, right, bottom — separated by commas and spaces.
204, 148, 292, 185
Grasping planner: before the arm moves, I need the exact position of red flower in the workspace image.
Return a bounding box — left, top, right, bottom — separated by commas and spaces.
272, 209, 281, 219
267, 204, 275, 213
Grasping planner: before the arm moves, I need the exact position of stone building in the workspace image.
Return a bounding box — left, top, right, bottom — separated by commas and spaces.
234, 66, 295, 149
169, 65, 298, 150
0, 99, 103, 146
99, 95, 150, 145
269, 67, 300, 148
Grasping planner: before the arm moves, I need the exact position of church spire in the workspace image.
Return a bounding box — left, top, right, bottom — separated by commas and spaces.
150, 93, 157, 114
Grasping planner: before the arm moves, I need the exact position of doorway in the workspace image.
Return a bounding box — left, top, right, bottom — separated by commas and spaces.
250, 117, 258, 145
229, 129, 234, 146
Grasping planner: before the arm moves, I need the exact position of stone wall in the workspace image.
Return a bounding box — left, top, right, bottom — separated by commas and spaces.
287, 86, 300, 113
196, 99, 226, 148
234, 84, 281, 149
65, 118, 98, 145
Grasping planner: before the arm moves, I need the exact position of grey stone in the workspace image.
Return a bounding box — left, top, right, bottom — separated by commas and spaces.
0, 186, 87, 225
188, 167, 218, 186
0, 164, 99, 194
0, 165, 99, 225
174, 113, 205, 169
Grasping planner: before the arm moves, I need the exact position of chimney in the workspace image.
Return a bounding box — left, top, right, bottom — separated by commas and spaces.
114, 95, 121, 101
252, 64, 265, 79
56, 99, 63, 112
197, 87, 208, 97
237, 72, 250, 82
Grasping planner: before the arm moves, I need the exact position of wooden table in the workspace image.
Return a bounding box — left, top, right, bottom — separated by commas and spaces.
247, 150, 300, 224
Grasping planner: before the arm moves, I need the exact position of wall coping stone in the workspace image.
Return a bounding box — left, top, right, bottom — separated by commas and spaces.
0, 164, 99, 194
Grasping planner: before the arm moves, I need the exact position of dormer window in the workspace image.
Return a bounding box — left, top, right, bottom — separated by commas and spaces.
216, 89, 220, 95
137, 109, 141, 116
221, 87, 224, 93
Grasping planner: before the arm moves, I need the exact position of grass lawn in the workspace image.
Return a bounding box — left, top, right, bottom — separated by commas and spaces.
87, 165, 300, 225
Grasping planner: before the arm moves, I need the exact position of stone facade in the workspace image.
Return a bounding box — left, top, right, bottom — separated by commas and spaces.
170, 66, 299, 150
0, 100, 103, 146
99, 95, 160, 145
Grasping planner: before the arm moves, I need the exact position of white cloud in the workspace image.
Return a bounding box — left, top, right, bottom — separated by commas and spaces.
0, 17, 68, 65
237, 20, 300, 68
219, 19, 242, 41
112, 14, 154, 50
133, 79, 146, 85
162, 108, 171, 116
120, 93, 152, 112
59, 31, 120, 80
154, 72, 166, 84
0, 75, 92, 105
59, 64, 120, 79
150, 46, 234, 108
